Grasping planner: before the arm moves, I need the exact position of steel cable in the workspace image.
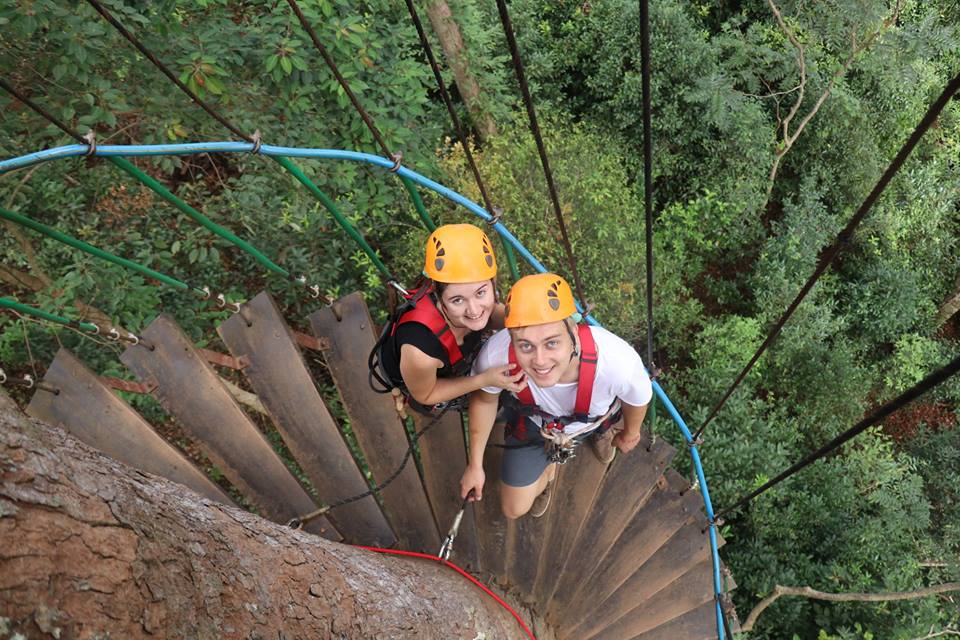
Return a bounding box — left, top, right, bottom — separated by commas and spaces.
715, 351, 960, 521
494, 0, 589, 308
693, 69, 960, 442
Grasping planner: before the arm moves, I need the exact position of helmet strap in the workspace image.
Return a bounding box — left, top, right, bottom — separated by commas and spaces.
565, 318, 579, 361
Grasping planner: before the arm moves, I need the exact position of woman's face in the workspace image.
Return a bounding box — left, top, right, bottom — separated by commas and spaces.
438, 280, 495, 332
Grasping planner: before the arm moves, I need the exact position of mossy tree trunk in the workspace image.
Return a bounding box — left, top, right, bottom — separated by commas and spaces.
0, 394, 525, 639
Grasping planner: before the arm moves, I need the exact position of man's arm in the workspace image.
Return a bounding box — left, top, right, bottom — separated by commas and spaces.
612, 400, 649, 453
460, 389, 500, 500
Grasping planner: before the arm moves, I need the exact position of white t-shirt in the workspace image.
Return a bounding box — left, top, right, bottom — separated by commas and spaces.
472, 325, 653, 436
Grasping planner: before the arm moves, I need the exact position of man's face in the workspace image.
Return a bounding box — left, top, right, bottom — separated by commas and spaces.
510, 321, 577, 388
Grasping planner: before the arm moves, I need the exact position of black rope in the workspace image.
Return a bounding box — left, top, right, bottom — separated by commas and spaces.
692, 68, 960, 442
288, 405, 452, 528
494, 0, 589, 309
639, 0, 656, 370
84, 0, 254, 143
0, 78, 87, 144
403, 0, 499, 221
284, 0, 395, 161
714, 351, 960, 522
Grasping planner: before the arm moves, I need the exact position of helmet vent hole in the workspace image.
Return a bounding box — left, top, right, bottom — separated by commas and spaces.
436, 248, 446, 256
485, 255, 493, 267
549, 299, 560, 311
434, 258, 445, 271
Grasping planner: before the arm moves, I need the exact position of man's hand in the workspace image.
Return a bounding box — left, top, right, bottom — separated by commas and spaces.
612, 429, 643, 453
460, 464, 486, 501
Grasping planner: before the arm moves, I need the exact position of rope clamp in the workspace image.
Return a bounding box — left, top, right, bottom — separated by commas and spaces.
286, 504, 330, 530
387, 280, 409, 297
688, 435, 704, 448
215, 293, 242, 313
710, 516, 725, 528
487, 206, 504, 226
250, 129, 263, 154
201, 285, 212, 300
0, 369, 5, 385
389, 151, 403, 173
22, 374, 34, 389
307, 284, 321, 299
439, 491, 473, 561
649, 364, 663, 380
83, 130, 97, 157
106, 328, 121, 342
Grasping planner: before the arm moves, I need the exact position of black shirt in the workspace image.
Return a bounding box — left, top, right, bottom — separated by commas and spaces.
380, 321, 483, 388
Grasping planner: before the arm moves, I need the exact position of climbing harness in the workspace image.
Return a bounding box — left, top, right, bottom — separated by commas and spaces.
537, 400, 623, 464
497, 323, 624, 463
438, 490, 474, 561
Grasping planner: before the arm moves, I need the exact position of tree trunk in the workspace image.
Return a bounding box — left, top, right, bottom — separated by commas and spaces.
425, 0, 498, 141
0, 393, 529, 639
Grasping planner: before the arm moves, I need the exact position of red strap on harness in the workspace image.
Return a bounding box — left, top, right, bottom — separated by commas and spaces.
394, 288, 463, 366
507, 324, 597, 419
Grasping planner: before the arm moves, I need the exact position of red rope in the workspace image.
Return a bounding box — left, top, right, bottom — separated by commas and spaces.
352, 545, 537, 640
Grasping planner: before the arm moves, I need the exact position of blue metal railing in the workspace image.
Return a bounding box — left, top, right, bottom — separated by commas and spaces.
1, 141, 728, 638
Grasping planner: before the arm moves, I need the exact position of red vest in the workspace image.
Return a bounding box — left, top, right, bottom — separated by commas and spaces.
393, 286, 463, 367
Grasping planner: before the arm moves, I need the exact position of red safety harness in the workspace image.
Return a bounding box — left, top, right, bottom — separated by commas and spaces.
392, 286, 464, 367
505, 324, 613, 441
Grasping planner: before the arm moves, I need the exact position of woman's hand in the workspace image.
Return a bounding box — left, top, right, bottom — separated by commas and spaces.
460, 465, 486, 501
479, 364, 527, 393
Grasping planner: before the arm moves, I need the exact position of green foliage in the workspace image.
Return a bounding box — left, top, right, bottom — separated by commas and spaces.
431, 117, 649, 341
0, 2, 958, 638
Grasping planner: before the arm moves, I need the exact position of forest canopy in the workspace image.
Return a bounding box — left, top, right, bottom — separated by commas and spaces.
1, 1, 958, 638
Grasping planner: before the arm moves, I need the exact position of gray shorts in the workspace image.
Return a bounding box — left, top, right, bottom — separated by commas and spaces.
500, 431, 552, 488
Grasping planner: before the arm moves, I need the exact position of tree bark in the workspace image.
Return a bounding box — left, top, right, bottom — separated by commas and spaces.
425, 0, 498, 141
0, 393, 530, 639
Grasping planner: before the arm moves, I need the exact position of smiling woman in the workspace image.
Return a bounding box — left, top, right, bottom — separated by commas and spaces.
369, 224, 527, 416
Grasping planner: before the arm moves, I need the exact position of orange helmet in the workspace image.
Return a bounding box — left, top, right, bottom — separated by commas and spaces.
504, 273, 577, 328
423, 224, 498, 283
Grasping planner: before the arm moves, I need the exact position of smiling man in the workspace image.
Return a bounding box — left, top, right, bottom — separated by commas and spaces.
459, 273, 653, 519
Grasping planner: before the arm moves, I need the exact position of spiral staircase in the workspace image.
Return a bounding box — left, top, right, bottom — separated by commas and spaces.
25, 290, 738, 639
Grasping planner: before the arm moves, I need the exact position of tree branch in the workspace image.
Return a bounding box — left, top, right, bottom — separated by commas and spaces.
764, 0, 903, 200
742, 582, 960, 632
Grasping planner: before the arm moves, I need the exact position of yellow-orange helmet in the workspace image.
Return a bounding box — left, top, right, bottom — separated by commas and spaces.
423, 224, 497, 283
504, 273, 577, 328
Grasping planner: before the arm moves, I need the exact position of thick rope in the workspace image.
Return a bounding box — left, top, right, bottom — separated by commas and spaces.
693, 68, 960, 441
494, 0, 588, 308
715, 351, 960, 521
